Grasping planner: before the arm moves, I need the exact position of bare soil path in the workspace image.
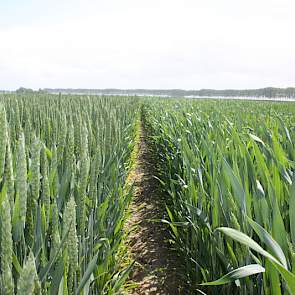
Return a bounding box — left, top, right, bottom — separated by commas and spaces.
125, 117, 185, 295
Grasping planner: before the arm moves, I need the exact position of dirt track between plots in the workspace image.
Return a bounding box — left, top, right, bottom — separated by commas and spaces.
125, 120, 185, 295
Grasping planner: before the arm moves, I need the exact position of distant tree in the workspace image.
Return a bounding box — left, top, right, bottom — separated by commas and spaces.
37, 88, 47, 94
15, 87, 34, 94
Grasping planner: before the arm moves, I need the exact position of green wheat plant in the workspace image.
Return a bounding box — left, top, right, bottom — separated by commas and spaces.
0, 93, 139, 294
145, 98, 295, 294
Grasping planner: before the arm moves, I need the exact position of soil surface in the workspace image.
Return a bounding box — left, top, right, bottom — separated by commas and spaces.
125, 120, 185, 295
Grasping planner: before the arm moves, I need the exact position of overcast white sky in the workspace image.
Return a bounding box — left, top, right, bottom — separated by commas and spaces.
0, 0, 295, 90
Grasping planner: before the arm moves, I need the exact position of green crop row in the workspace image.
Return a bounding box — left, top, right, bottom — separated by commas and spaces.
0, 94, 139, 294
145, 99, 295, 294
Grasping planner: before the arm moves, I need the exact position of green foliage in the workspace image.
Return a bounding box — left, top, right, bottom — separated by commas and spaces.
145, 99, 295, 294
0, 94, 139, 294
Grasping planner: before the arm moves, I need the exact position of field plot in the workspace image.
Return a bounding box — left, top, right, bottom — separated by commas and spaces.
145, 99, 295, 294
0, 94, 138, 294
0, 94, 295, 295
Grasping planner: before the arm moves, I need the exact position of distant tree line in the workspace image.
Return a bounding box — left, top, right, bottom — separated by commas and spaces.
42, 87, 295, 98
15, 87, 46, 94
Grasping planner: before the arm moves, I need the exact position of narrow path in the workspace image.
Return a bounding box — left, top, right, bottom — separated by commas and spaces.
125, 118, 185, 295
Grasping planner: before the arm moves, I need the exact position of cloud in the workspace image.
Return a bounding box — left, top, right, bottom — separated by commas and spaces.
0, 0, 295, 89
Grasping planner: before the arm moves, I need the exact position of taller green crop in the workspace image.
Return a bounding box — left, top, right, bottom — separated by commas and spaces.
0, 193, 13, 294
0, 93, 139, 294
0, 104, 7, 180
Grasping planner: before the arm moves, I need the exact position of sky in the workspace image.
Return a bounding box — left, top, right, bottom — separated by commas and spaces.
0, 0, 295, 90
